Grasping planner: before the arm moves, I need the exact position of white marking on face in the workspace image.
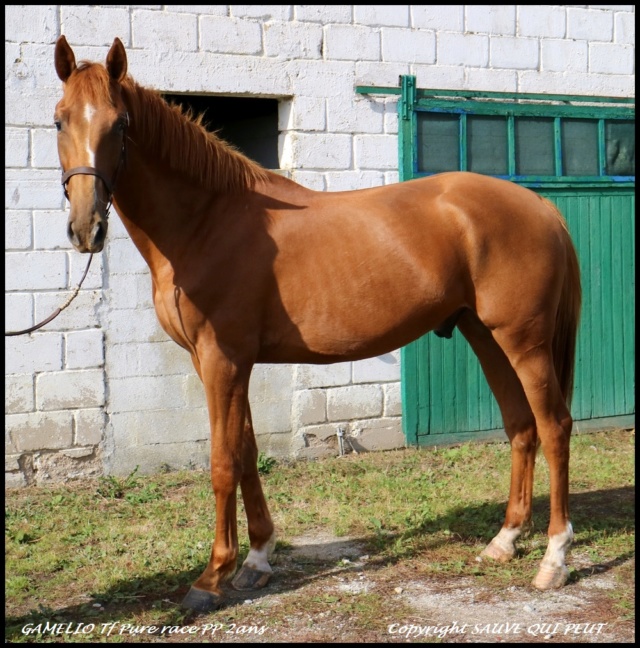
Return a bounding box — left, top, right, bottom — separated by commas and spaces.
83, 103, 96, 166
541, 522, 573, 568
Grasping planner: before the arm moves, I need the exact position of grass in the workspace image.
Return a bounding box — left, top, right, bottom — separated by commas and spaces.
5, 428, 634, 642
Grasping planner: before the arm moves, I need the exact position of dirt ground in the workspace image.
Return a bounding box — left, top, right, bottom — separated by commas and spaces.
189, 530, 634, 644
8, 431, 633, 644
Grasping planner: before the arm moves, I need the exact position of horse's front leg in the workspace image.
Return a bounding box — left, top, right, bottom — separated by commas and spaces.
182, 354, 251, 613
232, 403, 276, 591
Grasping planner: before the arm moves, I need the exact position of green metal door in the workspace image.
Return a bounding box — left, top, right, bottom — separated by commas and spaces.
386, 78, 635, 445
401, 188, 635, 445
549, 190, 635, 425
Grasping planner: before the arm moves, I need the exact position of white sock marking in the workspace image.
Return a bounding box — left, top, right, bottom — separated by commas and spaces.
492, 526, 522, 553
541, 522, 573, 569
242, 531, 276, 573
243, 546, 272, 573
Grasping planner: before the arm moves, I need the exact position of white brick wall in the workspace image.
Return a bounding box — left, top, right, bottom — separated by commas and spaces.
61, 6, 131, 47
567, 7, 614, 42
263, 21, 323, 59
5, 128, 29, 167
542, 39, 589, 74
327, 384, 384, 421
437, 32, 490, 67
382, 28, 436, 65
614, 12, 634, 44
466, 5, 517, 36
231, 5, 293, 21
324, 24, 381, 61
491, 36, 539, 70
132, 10, 198, 52
5, 5, 635, 484
6, 374, 35, 414
517, 6, 566, 39
589, 43, 635, 75
200, 16, 263, 55
5, 252, 67, 291
355, 6, 410, 28
65, 330, 104, 369
412, 6, 463, 31
6, 334, 63, 374
33, 210, 72, 249
5, 6, 58, 44
294, 6, 352, 24
35, 370, 105, 411
6, 211, 32, 250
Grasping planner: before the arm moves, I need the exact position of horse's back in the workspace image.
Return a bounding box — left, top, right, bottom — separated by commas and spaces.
269, 171, 564, 261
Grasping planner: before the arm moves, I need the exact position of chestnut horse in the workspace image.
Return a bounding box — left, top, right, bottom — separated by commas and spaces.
53, 37, 581, 612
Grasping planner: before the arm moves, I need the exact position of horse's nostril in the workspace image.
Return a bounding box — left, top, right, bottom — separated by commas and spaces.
67, 221, 75, 242
93, 221, 107, 247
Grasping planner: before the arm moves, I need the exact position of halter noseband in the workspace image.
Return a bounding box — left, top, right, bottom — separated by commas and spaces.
61, 166, 115, 198
60, 112, 129, 215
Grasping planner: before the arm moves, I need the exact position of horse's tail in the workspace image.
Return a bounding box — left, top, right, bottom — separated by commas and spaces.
543, 198, 582, 409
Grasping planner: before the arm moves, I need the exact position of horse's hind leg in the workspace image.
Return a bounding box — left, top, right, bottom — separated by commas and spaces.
231, 403, 277, 591
457, 311, 537, 563
491, 325, 573, 590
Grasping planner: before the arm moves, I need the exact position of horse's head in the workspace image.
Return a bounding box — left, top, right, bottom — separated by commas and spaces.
54, 36, 129, 253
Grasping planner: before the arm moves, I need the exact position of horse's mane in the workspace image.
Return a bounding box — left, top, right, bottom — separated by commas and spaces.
69, 62, 268, 192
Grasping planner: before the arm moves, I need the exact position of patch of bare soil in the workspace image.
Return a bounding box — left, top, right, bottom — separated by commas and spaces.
215, 531, 634, 644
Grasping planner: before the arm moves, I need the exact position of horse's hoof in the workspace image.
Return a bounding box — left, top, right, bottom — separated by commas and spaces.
532, 565, 569, 590
479, 539, 516, 563
181, 586, 223, 613
231, 566, 272, 591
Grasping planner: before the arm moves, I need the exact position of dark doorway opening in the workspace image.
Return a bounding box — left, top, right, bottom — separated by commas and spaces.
161, 94, 280, 169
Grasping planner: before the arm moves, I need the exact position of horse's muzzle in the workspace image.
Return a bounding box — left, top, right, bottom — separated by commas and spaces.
67, 217, 107, 253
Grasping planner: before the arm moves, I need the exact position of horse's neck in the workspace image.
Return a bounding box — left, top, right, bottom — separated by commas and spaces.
111, 147, 203, 277
111, 128, 314, 279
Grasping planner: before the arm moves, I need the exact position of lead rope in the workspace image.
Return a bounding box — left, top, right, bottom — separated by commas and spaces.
5, 253, 94, 336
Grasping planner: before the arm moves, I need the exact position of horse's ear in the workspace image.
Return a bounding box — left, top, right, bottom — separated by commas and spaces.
54, 35, 76, 82
106, 37, 127, 83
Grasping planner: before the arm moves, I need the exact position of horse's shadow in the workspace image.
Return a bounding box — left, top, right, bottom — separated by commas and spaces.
5, 486, 634, 638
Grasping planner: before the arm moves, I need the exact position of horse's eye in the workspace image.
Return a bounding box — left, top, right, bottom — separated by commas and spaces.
54, 120, 62, 132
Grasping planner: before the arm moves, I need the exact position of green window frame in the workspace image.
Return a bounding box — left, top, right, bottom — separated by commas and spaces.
357, 76, 635, 188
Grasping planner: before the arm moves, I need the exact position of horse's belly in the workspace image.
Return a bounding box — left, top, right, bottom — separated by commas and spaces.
258, 281, 460, 363
262, 221, 467, 362
303, 307, 448, 360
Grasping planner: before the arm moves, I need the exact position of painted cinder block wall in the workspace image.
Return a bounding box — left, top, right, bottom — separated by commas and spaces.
5, 5, 635, 486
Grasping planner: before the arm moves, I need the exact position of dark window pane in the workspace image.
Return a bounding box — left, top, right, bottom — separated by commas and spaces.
605, 120, 635, 176
417, 113, 460, 173
468, 115, 507, 175
562, 119, 598, 176
515, 117, 555, 176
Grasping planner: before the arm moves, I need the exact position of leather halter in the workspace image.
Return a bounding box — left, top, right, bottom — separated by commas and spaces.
60, 112, 129, 213
61, 166, 115, 198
